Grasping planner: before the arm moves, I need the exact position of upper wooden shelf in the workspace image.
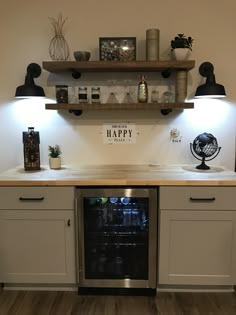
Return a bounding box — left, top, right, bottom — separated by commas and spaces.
42, 60, 195, 73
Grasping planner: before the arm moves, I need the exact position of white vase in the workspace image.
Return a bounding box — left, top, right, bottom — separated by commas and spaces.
172, 48, 190, 60
49, 157, 61, 169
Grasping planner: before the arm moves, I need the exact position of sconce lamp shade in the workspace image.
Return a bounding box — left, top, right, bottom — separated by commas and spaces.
15, 63, 45, 98
195, 62, 226, 98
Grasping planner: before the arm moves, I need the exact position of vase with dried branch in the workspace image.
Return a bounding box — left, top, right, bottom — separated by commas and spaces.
49, 13, 70, 61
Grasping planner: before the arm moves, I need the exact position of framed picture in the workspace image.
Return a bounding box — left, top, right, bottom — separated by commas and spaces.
99, 37, 136, 61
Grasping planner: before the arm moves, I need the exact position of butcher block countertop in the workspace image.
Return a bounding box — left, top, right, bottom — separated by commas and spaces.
0, 164, 236, 186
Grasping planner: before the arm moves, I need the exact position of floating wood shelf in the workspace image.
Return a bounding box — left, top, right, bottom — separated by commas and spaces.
43, 60, 195, 115
45, 102, 194, 111
42, 60, 195, 74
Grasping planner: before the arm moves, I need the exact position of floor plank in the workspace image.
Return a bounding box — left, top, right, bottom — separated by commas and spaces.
0, 290, 236, 315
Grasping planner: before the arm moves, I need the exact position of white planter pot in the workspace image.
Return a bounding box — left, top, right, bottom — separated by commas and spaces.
172, 48, 190, 60
49, 157, 61, 169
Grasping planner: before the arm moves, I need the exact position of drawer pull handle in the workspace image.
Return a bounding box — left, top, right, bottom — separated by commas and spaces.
190, 197, 215, 202
19, 197, 45, 201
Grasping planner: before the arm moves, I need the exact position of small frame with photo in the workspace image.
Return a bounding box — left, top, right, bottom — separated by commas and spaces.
99, 37, 136, 61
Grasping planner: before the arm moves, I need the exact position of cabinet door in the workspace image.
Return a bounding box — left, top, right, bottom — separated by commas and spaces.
0, 210, 76, 284
159, 210, 236, 285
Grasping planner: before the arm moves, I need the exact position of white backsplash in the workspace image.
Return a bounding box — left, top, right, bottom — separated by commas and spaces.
3, 95, 235, 172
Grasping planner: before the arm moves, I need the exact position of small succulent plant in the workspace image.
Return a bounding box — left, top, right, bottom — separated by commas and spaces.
171, 33, 194, 51
48, 144, 62, 158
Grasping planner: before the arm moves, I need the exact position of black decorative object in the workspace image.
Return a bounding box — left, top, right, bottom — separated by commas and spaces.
190, 132, 221, 170
195, 62, 226, 98
99, 37, 136, 61
23, 127, 40, 171
15, 63, 45, 98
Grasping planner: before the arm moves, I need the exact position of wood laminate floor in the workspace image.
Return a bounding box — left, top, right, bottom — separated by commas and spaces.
0, 290, 236, 315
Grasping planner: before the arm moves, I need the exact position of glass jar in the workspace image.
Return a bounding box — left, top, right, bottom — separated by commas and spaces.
151, 89, 159, 103
78, 87, 88, 103
56, 85, 68, 103
162, 91, 173, 103
106, 92, 119, 104
91, 87, 101, 103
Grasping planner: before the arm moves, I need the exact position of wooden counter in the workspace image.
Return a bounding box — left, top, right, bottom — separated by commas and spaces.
0, 164, 236, 186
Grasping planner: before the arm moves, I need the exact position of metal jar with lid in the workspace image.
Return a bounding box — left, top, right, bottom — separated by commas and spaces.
78, 87, 88, 103
91, 87, 101, 103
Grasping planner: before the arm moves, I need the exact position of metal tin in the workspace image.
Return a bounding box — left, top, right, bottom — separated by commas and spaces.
91, 87, 101, 103
78, 87, 88, 103
146, 29, 160, 61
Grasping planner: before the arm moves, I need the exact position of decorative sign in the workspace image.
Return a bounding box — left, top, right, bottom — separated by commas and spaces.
102, 123, 137, 144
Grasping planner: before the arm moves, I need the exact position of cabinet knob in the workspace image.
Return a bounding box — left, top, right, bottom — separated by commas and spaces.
67, 219, 71, 226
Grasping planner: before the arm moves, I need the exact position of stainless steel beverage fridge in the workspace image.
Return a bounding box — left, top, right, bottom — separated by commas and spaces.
75, 187, 158, 295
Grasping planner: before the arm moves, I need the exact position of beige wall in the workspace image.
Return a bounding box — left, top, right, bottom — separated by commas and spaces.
0, 1, 235, 171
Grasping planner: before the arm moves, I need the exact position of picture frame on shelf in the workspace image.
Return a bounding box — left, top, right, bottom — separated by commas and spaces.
99, 37, 136, 61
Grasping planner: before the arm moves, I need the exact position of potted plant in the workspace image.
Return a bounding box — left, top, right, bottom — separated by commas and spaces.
48, 144, 62, 169
170, 33, 194, 60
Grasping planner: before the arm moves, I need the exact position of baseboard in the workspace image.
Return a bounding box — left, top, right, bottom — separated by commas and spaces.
3, 283, 77, 291
157, 284, 234, 293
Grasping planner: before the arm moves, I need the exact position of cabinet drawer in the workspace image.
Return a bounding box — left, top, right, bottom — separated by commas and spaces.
0, 187, 74, 209
160, 186, 236, 210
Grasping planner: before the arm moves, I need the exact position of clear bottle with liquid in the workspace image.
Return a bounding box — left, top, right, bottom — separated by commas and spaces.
137, 75, 148, 103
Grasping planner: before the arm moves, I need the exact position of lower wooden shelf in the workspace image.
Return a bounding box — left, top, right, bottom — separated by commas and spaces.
45, 102, 194, 111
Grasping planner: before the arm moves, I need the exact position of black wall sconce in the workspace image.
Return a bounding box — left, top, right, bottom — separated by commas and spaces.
195, 61, 226, 98
15, 63, 45, 98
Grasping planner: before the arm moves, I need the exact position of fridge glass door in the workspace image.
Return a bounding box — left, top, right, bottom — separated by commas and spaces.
83, 195, 149, 280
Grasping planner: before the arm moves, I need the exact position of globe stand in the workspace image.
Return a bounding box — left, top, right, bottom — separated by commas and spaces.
196, 157, 210, 170
190, 142, 221, 170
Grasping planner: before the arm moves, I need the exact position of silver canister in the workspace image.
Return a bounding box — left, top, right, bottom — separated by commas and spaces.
146, 29, 160, 61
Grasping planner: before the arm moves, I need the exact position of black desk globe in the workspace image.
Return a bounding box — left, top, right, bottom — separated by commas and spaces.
190, 132, 221, 170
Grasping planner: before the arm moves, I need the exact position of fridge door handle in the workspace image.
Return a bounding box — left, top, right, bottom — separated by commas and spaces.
74, 198, 80, 283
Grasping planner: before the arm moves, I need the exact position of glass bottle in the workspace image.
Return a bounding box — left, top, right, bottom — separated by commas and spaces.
137, 75, 148, 103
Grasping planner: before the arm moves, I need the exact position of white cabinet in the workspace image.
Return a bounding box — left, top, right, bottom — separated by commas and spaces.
159, 186, 236, 286
0, 187, 76, 284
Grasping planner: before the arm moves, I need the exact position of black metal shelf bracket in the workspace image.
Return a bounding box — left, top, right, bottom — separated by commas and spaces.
68, 109, 83, 116
161, 68, 171, 78
160, 108, 173, 115
71, 69, 81, 79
